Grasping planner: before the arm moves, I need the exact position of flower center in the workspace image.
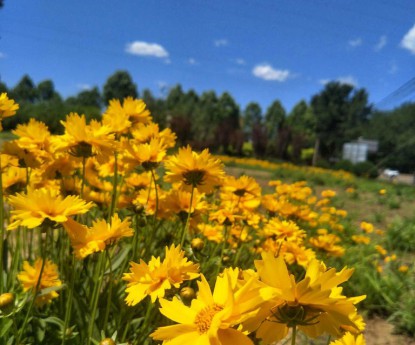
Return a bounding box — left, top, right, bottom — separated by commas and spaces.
183, 169, 206, 187
194, 304, 223, 334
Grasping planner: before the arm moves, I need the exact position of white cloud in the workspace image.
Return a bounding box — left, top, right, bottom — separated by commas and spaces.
125, 41, 169, 58
188, 58, 198, 65
401, 24, 415, 54
235, 58, 246, 65
77, 83, 92, 91
252, 64, 291, 82
214, 39, 228, 47
348, 38, 363, 48
374, 35, 387, 51
389, 61, 398, 74
319, 75, 358, 87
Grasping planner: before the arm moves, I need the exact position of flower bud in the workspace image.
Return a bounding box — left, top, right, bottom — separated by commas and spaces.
99, 338, 116, 345
0, 293, 14, 313
191, 238, 204, 251
180, 287, 195, 301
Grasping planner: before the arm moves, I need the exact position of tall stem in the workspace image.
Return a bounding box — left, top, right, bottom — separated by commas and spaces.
102, 250, 113, 331
61, 254, 76, 345
0, 156, 4, 294
291, 325, 297, 345
17, 228, 50, 344
108, 152, 118, 221
180, 186, 195, 247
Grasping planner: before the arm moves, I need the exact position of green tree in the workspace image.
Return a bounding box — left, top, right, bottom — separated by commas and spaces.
311, 82, 371, 161
243, 102, 262, 141
12, 75, 38, 103
74, 87, 102, 108
264, 100, 286, 156
37, 80, 56, 101
103, 70, 137, 104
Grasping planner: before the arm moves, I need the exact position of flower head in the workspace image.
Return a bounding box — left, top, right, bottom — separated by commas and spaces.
151, 271, 262, 345
17, 258, 62, 306
63, 214, 133, 259
0, 93, 18, 130
123, 244, 199, 305
8, 187, 93, 230
164, 146, 224, 193
244, 252, 365, 343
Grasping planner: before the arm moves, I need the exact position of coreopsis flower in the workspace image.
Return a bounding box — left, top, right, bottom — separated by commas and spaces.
351, 235, 371, 245
243, 252, 365, 344
398, 265, 409, 273
151, 272, 262, 345
52, 113, 115, 160
321, 189, 337, 198
330, 332, 366, 345
220, 175, 261, 211
123, 244, 200, 305
0, 93, 18, 130
7, 187, 94, 230
375, 245, 387, 256
379, 189, 386, 195
124, 137, 167, 170
102, 97, 152, 134
2, 166, 26, 195
63, 214, 133, 259
360, 221, 374, 234
197, 223, 224, 243
124, 171, 153, 191
163, 187, 207, 222
2, 141, 42, 168
11, 118, 52, 161
262, 218, 306, 243
164, 145, 225, 193
309, 234, 345, 256
17, 258, 62, 306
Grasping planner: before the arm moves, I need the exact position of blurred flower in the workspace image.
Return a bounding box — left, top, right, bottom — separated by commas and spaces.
221, 175, 261, 211
351, 235, 371, 245
321, 189, 336, 198
379, 189, 386, 195
398, 265, 409, 273
0, 93, 18, 130
123, 244, 199, 305
360, 222, 373, 234
330, 332, 366, 345
8, 187, 93, 230
17, 258, 62, 307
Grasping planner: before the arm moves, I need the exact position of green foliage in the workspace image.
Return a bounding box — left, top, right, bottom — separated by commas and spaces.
386, 217, 415, 252
352, 161, 379, 179
102, 70, 138, 105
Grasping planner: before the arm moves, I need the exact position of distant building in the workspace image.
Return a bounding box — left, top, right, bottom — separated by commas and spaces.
343, 138, 378, 164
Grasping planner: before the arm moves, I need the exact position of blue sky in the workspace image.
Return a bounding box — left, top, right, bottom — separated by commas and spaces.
1, 0, 415, 113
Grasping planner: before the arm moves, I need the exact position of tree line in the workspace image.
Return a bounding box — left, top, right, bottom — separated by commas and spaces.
1, 70, 415, 173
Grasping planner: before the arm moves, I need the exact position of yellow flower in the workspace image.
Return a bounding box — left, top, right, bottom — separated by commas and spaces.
398, 265, 409, 273
63, 214, 133, 259
375, 245, 387, 256
52, 113, 115, 159
321, 190, 336, 198
263, 218, 306, 243
7, 187, 93, 230
221, 175, 261, 211
379, 189, 386, 195
17, 258, 62, 307
102, 97, 152, 134
351, 235, 371, 245
359, 221, 374, 234
330, 332, 366, 345
151, 272, 261, 345
164, 145, 225, 193
0, 93, 18, 130
123, 244, 199, 305
244, 252, 365, 344
309, 234, 345, 256
124, 137, 167, 170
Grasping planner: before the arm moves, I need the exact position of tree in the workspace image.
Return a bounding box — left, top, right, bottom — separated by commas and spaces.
311, 82, 371, 161
216, 92, 241, 154
75, 87, 102, 108
37, 80, 56, 101
243, 102, 262, 141
264, 100, 286, 156
12, 75, 38, 103
103, 70, 137, 104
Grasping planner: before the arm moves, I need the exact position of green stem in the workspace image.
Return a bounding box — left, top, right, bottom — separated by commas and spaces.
102, 250, 113, 332
61, 254, 76, 345
150, 169, 159, 224
87, 252, 105, 344
108, 152, 118, 221
17, 228, 50, 344
80, 156, 86, 199
215, 225, 229, 277
291, 325, 297, 345
0, 155, 4, 294
180, 186, 195, 247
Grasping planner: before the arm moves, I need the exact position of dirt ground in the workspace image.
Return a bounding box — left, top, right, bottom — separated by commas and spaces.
364, 318, 415, 345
